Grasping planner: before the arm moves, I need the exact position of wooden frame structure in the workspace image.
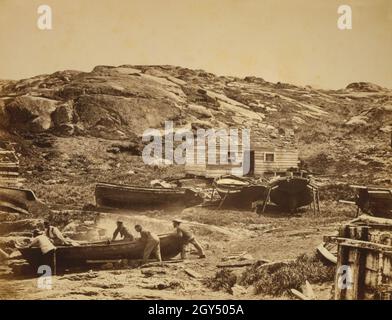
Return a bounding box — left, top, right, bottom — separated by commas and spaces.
327, 215, 392, 300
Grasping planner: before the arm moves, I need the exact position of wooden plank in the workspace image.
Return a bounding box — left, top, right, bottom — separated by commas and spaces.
217, 259, 270, 268
334, 244, 348, 300
317, 243, 337, 264
355, 215, 392, 227
86, 259, 122, 264
325, 236, 392, 253
350, 248, 365, 299
184, 268, 202, 278
334, 226, 349, 300
339, 200, 356, 205
290, 289, 311, 300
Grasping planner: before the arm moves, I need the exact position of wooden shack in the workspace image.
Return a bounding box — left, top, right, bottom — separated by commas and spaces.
0, 141, 20, 186
326, 215, 392, 300
185, 129, 299, 178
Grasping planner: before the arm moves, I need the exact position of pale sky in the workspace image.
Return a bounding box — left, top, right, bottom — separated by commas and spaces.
0, 0, 391, 89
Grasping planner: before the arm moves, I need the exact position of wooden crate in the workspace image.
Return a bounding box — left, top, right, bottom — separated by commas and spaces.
326, 215, 392, 300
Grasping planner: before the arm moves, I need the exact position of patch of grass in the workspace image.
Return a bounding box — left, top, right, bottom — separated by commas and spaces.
240, 254, 334, 296
181, 207, 259, 227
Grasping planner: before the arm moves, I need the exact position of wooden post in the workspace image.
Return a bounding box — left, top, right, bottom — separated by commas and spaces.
316, 189, 321, 214
261, 187, 271, 213
335, 225, 349, 300
218, 191, 229, 209
312, 189, 317, 215
52, 250, 57, 276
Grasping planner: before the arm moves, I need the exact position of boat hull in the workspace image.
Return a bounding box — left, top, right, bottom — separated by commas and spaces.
0, 186, 48, 215
356, 188, 392, 217
95, 183, 203, 209
213, 175, 267, 208
269, 177, 313, 211
19, 234, 182, 268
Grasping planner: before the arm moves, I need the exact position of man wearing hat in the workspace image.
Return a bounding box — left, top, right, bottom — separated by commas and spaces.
113, 220, 134, 241
172, 219, 205, 259
28, 229, 57, 275
134, 224, 162, 265
44, 221, 70, 246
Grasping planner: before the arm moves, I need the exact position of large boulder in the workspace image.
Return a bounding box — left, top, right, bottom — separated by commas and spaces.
5, 96, 57, 133
74, 94, 180, 136
52, 103, 74, 126
346, 82, 385, 92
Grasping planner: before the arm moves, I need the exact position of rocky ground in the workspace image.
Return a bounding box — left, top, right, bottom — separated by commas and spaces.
0, 202, 352, 300
0, 65, 391, 299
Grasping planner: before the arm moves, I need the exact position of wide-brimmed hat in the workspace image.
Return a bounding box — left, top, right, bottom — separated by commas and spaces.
172, 219, 183, 224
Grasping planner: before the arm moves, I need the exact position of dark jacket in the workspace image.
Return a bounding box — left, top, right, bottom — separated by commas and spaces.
113, 226, 134, 241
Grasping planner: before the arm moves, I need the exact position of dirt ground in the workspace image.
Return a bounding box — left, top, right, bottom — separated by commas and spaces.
0, 201, 353, 300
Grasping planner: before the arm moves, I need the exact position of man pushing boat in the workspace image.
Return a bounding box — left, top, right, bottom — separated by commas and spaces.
112, 220, 134, 241
172, 219, 205, 259
27, 229, 57, 275
134, 224, 162, 265
44, 221, 71, 246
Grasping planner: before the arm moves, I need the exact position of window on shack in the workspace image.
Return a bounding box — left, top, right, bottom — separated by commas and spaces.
264, 152, 275, 162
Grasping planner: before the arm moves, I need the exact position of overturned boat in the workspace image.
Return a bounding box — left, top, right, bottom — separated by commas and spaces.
268, 176, 318, 212
95, 182, 203, 210
213, 175, 268, 208
351, 185, 392, 217
0, 186, 49, 216
19, 233, 182, 268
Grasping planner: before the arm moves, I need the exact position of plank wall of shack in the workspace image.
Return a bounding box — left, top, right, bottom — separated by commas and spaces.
184, 140, 299, 177
253, 147, 299, 175
0, 150, 20, 185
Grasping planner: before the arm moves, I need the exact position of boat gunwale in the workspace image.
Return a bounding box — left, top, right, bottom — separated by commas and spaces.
19, 233, 176, 251
95, 183, 189, 194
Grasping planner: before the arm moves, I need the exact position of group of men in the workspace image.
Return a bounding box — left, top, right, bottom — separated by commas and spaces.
27, 218, 205, 274
112, 219, 206, 264
27, 221, 72, 275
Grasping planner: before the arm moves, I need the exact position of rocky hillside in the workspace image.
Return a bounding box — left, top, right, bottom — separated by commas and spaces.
0, 65, 391, 205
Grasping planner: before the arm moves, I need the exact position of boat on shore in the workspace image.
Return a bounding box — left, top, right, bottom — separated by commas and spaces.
352, 185, 392, 217
213, 175, 268, 208
0, 186, 48, 215
269, 176, 316, 212
19, 233, 182, 268
95, 182, 203, 210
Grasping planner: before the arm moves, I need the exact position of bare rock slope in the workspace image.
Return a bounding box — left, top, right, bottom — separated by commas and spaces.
0, 65, 391, 204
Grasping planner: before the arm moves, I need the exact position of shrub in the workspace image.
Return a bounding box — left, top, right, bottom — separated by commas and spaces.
240, 254, 334, 296
204, 269, 238, 294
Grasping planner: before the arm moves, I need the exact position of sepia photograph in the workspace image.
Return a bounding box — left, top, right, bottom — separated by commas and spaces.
0, 0, 391, 307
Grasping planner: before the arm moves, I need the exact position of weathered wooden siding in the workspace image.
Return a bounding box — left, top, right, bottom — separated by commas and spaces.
0, 149, 20, 186
185, 146, 299, 177
254, 148, 299, 175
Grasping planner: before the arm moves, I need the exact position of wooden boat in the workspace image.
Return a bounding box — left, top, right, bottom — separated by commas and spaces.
95, 182, 203, 210
351, 185, 392, 217
0, 186, 44, 215
269, 176, 315, 212
19, 233, 182, 268
213, 175, 268, 208
316, 242, 337, 264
